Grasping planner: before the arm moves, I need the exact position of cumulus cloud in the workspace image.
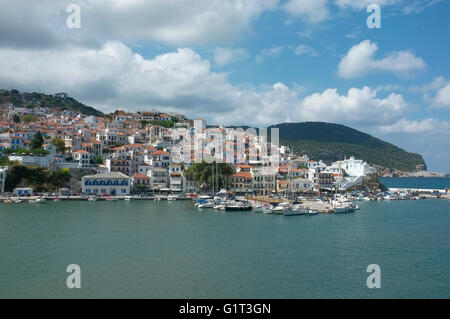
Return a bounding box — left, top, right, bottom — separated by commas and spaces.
0, 0, 279, 48
431, 84, 450, 109
338, 40, 426, 78
409, 76, 448, 94
334, 0, 401, 10
213, 47, 249, 66
0, 42, 414, 129
377, 118, 450, 134
283, 0, 329, 23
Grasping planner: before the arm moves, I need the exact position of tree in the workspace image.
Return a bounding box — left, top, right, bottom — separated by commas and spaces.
183, 161, 233, 190
51, 138, 66, 154
0, 156, 10, 166
92, 156, 103, 165
31, 131, 44, 149
13, 114, 20, 123
136, 184, 148, 193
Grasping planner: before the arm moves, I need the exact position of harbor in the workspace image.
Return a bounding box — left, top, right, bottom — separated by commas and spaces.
1, 198, 449, 299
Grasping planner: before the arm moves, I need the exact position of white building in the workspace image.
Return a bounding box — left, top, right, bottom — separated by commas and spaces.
332, 156, 376, 177
82, 172, 132, 195
148, 167, 168, 189
72, 150, 93, 168
290, 178, 313, 192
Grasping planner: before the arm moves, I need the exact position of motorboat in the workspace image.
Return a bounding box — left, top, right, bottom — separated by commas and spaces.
88, 196, 97, 202
306, 209, 318, 216
224, 201, 252, 211
167, 194, 178, 201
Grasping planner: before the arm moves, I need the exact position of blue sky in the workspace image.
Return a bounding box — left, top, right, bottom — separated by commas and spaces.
0, 0, 449, 171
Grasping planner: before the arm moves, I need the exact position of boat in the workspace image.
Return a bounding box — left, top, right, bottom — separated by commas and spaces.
284, 205, 308, 216
252, 202, 269, 213
198, 202, 214, 209
88, 196, 97, 202
262, 207, 273, 214
224, 201, 252, 211
213, 204, 226, 210
154, 197, 161, 201
334, 206, 351, 214
35, 197, 46, 203
53, 198, 61, 202
124, 196, 133, 201
167, 194, 178, 201
106, 197, 118, 201
12, 198, 22, 203
270, 205, 286, 213
270, 202, 291, 213
306, 209, 318, 216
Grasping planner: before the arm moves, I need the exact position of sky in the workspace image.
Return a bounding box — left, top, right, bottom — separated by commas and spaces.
0, 0, 449, 172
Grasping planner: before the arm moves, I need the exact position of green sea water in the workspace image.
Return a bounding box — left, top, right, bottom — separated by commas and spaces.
0, 199, 449, 298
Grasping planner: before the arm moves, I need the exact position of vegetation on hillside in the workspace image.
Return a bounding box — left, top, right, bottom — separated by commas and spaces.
0, 89, 103, 117
5, 165, 71, 192
140, 119, 176, 128
269, 122, 425, 172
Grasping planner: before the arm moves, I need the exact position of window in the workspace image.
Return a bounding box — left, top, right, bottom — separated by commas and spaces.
121, 189, 126, 193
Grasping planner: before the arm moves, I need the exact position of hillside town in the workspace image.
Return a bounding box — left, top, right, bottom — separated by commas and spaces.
0, 94, 378, 198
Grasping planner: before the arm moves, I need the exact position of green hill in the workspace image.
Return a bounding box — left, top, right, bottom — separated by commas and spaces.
0, 89, 104, 117
269, 122, 425, 172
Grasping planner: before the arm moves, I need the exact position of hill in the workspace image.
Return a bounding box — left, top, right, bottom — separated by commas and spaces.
269, 122, 425, 172
0, 89, 104, 117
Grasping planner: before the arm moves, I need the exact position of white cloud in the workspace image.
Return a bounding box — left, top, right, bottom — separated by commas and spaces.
409, 76, 448, 94
256, 46, 285, 63
377, 118, 450, 134
401, 0, 444, 15
0, 42, 418, 130
334, 0, 401, 10
431, 84, 450, 109
338, 40, 426, 78
0, 0, 279, 48
283, 0, 329, 23
294, 45, 319, 56
213, 47, 249, 66
299, 86, 407, 126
